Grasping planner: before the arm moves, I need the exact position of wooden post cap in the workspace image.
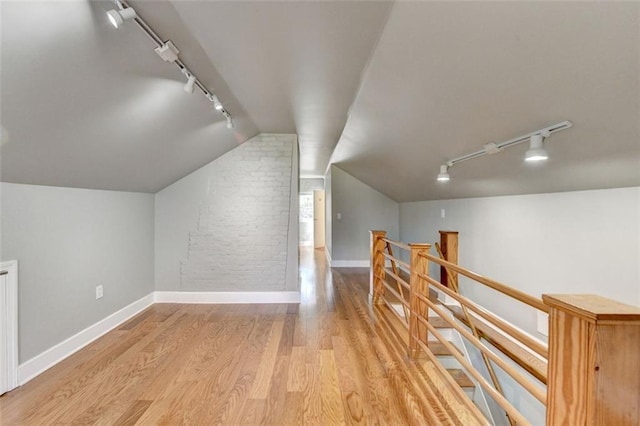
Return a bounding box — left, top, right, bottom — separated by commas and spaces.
543, 294, 640, 323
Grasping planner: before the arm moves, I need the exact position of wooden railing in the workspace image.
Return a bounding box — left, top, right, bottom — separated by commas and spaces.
370, 230, 640, 426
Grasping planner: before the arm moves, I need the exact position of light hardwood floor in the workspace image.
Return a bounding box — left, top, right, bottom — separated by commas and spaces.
0, 248, 472, 425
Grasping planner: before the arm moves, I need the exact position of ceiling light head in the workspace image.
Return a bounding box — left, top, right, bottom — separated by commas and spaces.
107, 7, 136, 29
437, 164, 450, 182
226, 117, 234, 129
525, 134, 549, 162
184, 75, 196, 93
211, 96, 223, 111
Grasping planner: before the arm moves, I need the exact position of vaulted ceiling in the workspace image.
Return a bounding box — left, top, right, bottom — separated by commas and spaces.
2, 1, 638, 201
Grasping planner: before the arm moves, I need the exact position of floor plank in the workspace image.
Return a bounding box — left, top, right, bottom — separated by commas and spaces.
0, 247, 483, 425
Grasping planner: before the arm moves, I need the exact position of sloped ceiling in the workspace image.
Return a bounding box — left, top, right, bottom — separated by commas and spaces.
1, 1, 639, 201
330, 1, 640, 201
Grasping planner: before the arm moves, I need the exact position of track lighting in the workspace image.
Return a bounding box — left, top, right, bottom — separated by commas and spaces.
524, 134, 549, 162
106, 0, 233, 129
437, 165, 450, 182
437, 121, 572, 181
183, 74, 196, 94
206, 94, 224, 111
106, 7, 136, 29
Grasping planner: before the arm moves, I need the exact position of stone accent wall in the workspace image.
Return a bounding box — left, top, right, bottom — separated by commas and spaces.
181, 135, 295, 291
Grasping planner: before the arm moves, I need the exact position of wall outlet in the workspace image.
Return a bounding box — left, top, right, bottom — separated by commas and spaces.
441, 208, 446, 218
96, 285, 103, 300
337, 212, 342, 220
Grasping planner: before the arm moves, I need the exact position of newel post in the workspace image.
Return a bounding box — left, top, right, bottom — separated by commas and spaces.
543, 294, 640, 425
409, 243, 431, 358
369, 230, 387, 304
439, 231, 458, 287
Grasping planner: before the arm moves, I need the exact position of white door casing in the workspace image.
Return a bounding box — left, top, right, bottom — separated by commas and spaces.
0, 260, 19, 395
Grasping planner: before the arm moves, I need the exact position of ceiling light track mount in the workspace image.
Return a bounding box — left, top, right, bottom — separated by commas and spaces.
106, 0, 233, 129
437, 120, 572, 182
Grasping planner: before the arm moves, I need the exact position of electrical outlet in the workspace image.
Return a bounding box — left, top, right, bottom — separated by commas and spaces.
96, 285, 103, 300
441, 208, 446, 218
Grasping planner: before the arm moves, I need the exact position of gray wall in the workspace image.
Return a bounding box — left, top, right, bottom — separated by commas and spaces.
329, 166, 399, 262
400, 186, 640, 336
155, 134, 299, 292
0, 183, 154, 363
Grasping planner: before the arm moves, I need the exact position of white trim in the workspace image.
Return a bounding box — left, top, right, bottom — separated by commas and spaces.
17, 293, 154, 386
324, 247, 332, 264
0, 260, 19, 394
15, 290, 301, 386
154, 291, 301, 304
331, 260, 370, 268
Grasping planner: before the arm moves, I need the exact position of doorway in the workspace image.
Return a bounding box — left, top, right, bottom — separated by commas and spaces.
313, 190, 325, 248
299, 193, 314, 246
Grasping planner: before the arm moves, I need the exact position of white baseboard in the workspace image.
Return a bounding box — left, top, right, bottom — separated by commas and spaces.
18, 293, 155, 386
331, 260, 370, 267
154, 291, 301, 304
16, 290, 300, 386
324, 247, 332, 264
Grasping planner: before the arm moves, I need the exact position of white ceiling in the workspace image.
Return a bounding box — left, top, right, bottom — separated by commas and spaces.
2, 1, 639, 201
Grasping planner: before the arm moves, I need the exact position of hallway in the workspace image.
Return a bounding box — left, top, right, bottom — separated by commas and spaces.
0, 248, 466, 425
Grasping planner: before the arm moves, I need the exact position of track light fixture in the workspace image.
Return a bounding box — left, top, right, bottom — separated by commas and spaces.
524, 133, 549, 162
213, 97, 224, 111
106, 0, 233, 129
437, 165, 450, 182
183, 74, 196, 94
106, 7, 136, 29
438, 121, 572, 181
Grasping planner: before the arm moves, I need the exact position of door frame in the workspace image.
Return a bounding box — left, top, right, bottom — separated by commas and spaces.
0, 260, 19, 394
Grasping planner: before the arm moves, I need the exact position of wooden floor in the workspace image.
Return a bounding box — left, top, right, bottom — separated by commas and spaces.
0, 248, 482, 425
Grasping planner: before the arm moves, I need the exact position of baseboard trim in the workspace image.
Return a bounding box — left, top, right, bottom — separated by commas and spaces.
17, 293, 155, 386
154, 291, 301, 304
325, 247, 332, 264
331, 260, 370, 268
17, 290, 301, 386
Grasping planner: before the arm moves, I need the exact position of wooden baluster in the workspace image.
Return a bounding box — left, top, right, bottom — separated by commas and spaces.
369, 230, 387, 304
439, 231, 458, 288
409, 243, 430, 358
544, 294, 640, 425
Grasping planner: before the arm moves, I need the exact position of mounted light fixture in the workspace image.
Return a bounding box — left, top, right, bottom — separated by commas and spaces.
183, 73, 196, 94
211, 96, 224, 111
106, 0, 233, 129
106, 7, 136, 29
438, 121, 572, 181
437, 165, 450, 182
525, 134, 549, 162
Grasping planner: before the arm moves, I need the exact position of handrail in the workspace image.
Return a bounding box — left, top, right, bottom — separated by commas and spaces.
416, 319, 532, 426
381, 279, 410, 310
425, 299, 547, 404
420, 252, 549, 313
371, 231, 544, 425
383, 268, 410, 292
435, 242, 516, 426
381, 251, 410, 271
382, 238, 411, 252
444, 304, 548, 384
419, 272, 548, 359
